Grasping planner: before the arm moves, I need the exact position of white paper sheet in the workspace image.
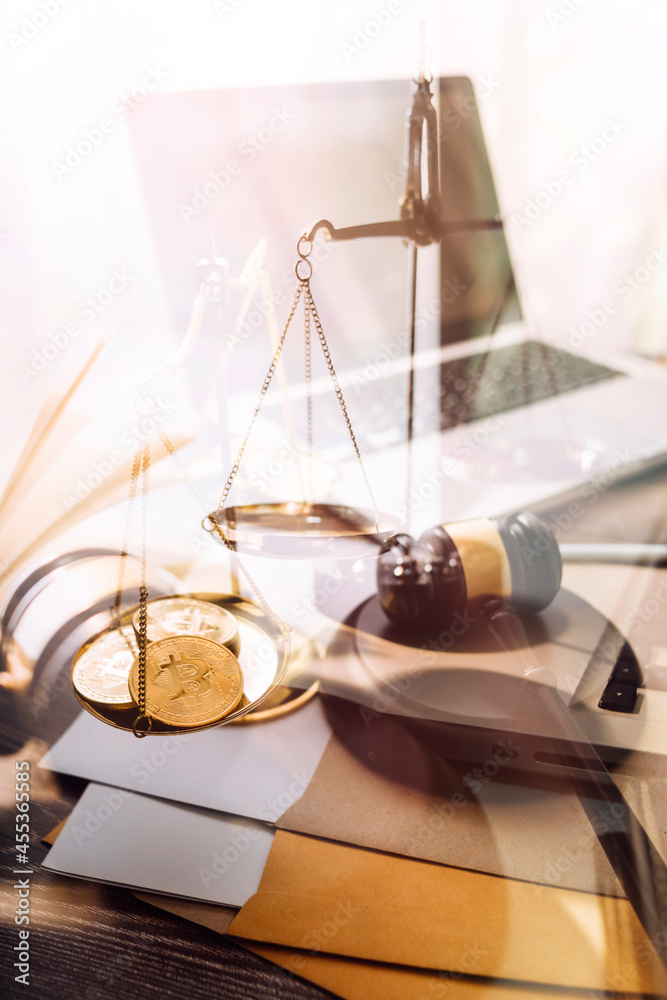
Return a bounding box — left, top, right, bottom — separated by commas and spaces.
40, 697, 332, 822
42, 783, 274, 906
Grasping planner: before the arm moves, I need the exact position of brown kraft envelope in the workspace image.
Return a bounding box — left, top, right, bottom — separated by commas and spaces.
276, 719, 623, 896
135, 892, 618, 999
227, 830, 667, 995
275, 563, 667, 898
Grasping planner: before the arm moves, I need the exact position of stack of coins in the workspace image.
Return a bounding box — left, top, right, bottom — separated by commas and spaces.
128, 634, 244, 729
71, 627, 138, 715
132, 597, 240, 655
72, 596, 246, 732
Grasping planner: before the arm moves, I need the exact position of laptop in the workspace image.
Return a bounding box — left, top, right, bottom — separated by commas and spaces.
128, 77, 667, 762
128, 75, 667, 534
261, 76, 667, 533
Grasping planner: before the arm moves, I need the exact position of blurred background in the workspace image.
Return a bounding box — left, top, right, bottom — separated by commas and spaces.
1, 0, 667, 604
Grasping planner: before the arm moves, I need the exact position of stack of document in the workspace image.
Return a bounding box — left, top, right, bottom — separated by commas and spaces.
40, 696, 333, 905
41, 679, 667, 998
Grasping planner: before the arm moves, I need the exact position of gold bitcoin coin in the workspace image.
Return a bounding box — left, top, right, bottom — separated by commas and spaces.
129, 634, 244, 728
72, 628, 137, 710
133, 597, 240, 655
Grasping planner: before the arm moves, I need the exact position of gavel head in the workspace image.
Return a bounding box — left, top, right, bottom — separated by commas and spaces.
377, 512, 562, 628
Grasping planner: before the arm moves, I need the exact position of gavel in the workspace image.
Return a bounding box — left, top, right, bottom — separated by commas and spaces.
377, 511, 562, 627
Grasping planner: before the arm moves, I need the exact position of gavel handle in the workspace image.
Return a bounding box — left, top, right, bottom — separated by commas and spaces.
560, 542, 667, 566
481, 598, 667, 968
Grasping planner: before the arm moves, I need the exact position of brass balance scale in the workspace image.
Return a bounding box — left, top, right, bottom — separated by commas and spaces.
71, 76, 504, 737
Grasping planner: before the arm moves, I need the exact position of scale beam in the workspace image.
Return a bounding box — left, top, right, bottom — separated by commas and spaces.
304, 77, 503, 249
304, 215, 503, 247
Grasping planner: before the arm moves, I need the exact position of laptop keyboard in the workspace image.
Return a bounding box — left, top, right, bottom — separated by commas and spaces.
291, 340, 622, 455
436, 340, 621, 429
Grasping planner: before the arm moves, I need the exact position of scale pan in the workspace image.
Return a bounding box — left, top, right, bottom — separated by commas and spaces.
204, 502, 395, 558
72, 593, 296, 735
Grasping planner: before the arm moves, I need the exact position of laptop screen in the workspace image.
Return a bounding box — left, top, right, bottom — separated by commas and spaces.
437, 76, 520, 344
129, 75, 520, 395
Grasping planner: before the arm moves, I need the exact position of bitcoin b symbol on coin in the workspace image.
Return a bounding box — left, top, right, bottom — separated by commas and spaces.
159, 651, 212, 707
180, 607, 217, 637
130, 634, 244, 727
98, 651, 135, 681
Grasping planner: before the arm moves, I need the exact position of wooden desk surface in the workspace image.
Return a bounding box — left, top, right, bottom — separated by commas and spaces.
1, 465, 666, 999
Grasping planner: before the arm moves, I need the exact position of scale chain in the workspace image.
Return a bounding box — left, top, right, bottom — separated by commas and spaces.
304, 289, 313, 502
136, 443, 150, 730
213, 236, 381, 528
303, 282, 381, 526
110, 447, 146, 666
151, 422, 286, 628
216, 281, 305, 511
111, 447, 142, 627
